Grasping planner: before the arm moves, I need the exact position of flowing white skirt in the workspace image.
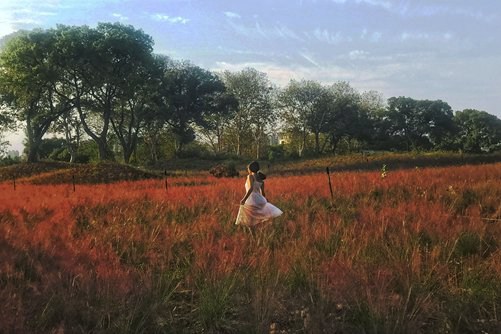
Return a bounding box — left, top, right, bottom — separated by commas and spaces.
235, 192, 283, 226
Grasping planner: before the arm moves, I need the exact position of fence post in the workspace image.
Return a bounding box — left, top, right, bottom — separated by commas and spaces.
326, 167, 334, 202
13, 175, 16, 191
72, 174, 76, 192
164, 170, 168, 191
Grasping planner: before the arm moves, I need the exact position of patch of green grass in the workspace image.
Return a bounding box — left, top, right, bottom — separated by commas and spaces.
194, 275, 239, 333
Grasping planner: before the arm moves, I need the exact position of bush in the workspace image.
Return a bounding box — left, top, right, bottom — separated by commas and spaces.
268, 145, 285, 161
209, 163, 239, 178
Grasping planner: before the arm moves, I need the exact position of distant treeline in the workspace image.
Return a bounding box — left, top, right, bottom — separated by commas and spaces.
1, 23, 500, 164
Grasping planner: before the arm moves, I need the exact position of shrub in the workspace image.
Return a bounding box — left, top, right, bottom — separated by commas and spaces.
209, 163, 239, 178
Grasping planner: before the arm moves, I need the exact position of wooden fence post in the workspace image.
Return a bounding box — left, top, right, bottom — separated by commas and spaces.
326, 167, 334, 202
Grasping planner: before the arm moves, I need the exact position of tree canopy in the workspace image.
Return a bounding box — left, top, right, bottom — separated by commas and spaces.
1, 23, 500, 163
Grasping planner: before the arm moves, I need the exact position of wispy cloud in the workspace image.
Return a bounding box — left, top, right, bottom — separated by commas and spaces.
329, 0, 392, 10
393, 3, 498, 22
399, 31, 454, 43
361, 29, 383, 42
312, 28, 344, 44
212, 59, 381, 90
224, 11, 241, 19
111, 13, 128, 21
274, 24, 303, 41
227, 19, 302, 42
299, 51, 321, 67
349, 50, 370, 60
151, 13, 189, 24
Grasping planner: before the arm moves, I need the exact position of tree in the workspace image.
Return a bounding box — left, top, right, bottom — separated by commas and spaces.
110, 52, 161, 163
383, 97, 455, 151
196, 91, 237, 154
51, 109, 83, 163
415, 99, 455, 149
50, 23, 155, 161
87, 23, 155, 161
159, 61, 230, 155
454, 109, 501, 153
0, 99, 15, 156
359, 90, 386, 149
221, 68, 275, 158
0, 29, 72, 162
325, 81, 362, 153
278, 79, 328, 156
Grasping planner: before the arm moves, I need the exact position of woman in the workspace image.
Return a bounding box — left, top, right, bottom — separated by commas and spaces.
235, 161, 283, 226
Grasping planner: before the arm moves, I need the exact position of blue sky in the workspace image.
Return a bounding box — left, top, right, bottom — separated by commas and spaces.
1, 0, 501, 151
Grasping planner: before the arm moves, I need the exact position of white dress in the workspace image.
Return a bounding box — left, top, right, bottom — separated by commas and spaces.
235, 176, 283, 226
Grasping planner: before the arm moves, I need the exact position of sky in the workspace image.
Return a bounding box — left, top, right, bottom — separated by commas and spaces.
1, 0, 501, 152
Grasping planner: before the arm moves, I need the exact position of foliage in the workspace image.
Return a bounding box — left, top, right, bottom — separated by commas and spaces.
1, 24, 500, 165
209, 162, 239, 178
221, 68, 274, 159
454, 109, 501, 153
382, 97, 456, 151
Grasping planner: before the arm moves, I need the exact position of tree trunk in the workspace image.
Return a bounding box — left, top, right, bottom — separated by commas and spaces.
123, 147, 133, 164
26, 141, 40, 163
97, 138, 114, 161
300, 126, 307, 157
26, 116, 41, 163
314, 131, 320, 154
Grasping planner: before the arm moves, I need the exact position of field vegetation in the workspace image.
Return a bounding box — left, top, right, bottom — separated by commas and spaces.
1, 159, 500, 333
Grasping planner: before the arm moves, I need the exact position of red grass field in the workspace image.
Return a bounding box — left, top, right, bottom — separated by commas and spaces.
1, 163, 500, 333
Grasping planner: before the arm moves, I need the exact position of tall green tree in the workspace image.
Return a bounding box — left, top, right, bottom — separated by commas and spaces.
86, 23, 155, 161
222, 68, 274, 158
0, 29, 72, 162
109, 51, 162, 163
359, 90, 385, 148
196, 90, 237, 154
324, 81, 362, 153
416, 99, 456, 149
384, 97, 455, 151
454, 109, 501, 153
160, 61, 229, 155
278, 79, 328, 156
50, 23, 155, 161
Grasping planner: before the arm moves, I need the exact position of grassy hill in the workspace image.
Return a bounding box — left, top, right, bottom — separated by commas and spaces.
1, 151, 500, 184
0, 161, 160, 184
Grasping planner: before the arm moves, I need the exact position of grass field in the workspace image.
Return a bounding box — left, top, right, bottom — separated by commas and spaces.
1, 160, 500, 333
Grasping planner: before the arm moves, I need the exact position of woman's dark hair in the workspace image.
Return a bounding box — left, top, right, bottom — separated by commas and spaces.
248, 161, 266, 180
248, 161, 260, 172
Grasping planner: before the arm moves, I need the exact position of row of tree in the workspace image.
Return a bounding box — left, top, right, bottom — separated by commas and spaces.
1, 23, 500, 164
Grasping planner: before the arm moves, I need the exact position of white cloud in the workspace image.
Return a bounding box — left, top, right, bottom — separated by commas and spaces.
274, 24, 303, 41
356, 0, 391, 10
312, 28, 344, 44
300, 51, 321, 67
399, 31, 454, 43
349, 50, 369, 59
151, 14, 190, 24
360, 29, 382, 42
329, 0, 392, 10
111, 13, 128, 21
224, 11, 241, 19
393, 3, 498, 22
401, 32, 429, 41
